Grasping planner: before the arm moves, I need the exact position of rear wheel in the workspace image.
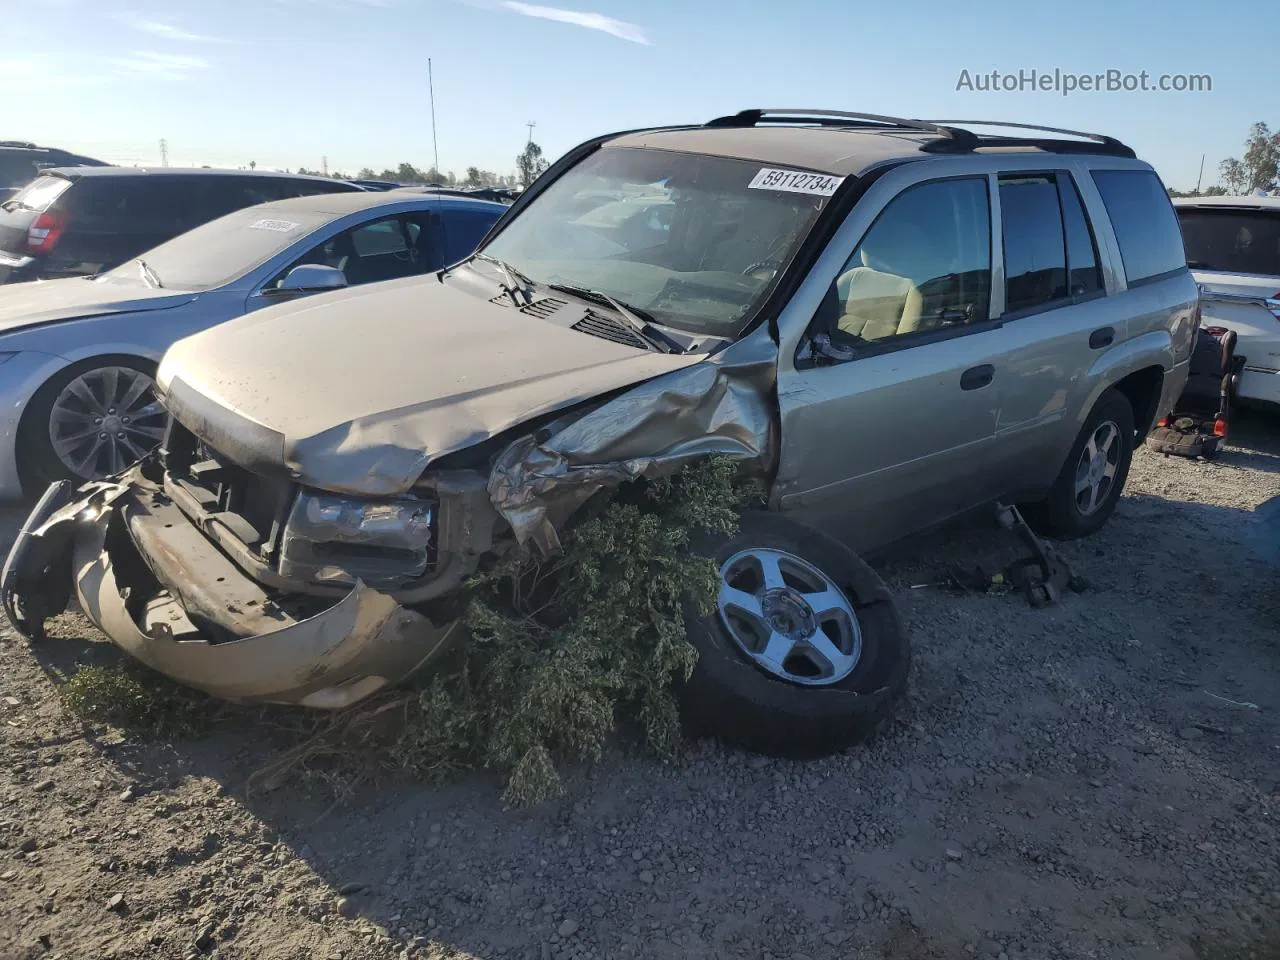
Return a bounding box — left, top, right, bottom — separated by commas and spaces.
18, 358, 165, 492
679, 511, 910, 758
1030, 388, 1136, 539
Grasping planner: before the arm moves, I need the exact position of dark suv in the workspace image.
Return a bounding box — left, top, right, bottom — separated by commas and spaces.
0, 141, 107, 202
0, 167, 361, 284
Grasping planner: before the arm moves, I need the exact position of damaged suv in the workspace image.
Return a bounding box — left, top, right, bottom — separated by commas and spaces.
3, 110, 1197, 755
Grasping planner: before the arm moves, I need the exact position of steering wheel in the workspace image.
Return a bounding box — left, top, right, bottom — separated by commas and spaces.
742, 259, 782, 281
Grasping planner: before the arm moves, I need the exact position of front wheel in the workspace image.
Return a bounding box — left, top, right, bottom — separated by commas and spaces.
1030, 388, 1136, 539
17, 358, 166, 492
679, 511, 910, 759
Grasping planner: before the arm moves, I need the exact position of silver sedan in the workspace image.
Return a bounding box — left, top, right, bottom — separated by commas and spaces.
0, 190, 506, 498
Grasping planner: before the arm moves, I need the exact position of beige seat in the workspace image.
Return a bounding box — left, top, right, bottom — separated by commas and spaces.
835, 220, 931, 341
836, 262, 924, 340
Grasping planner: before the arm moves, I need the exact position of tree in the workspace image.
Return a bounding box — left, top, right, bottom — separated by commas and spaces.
356, 167, 377, 180
516, 141, 549, 189
1219, 122, 1280, 194
397, 162, 427, 184
1219, 158, 1248, 195
248, 160, 256, 170
465, 166, 483, 187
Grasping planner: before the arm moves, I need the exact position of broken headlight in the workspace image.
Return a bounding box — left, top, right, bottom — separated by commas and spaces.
277, 492, 435, 589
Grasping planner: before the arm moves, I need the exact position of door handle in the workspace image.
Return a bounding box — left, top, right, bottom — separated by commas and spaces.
1089, 327, 1115, 349
960, 364, 994, 391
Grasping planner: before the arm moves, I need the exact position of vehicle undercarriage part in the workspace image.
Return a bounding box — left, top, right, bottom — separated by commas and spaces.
994, 502, 1089, 607
488, 334, 779, 555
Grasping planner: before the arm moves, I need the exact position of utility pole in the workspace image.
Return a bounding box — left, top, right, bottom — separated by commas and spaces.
159, 138, 169, 167
526, 120, 536, 145
428, 58, 439, 174
1195, 153, 1205, 195
322, 155, 329, 177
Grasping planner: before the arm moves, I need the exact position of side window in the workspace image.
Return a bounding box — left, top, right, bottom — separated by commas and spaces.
441, 209, 502, 264
829, 178, 991, 343
1091, 169, 1187, 284
999, 175, 1068, 313
1058, 176, 1103, 297
276, 215, 425, 288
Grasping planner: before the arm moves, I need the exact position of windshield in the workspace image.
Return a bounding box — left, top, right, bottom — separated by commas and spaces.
480, 146, 838, 335
103, 205, 331, 291
1178, 208, 1280, 277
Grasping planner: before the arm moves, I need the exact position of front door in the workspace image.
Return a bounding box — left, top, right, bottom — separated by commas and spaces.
775, 175, 1006, 553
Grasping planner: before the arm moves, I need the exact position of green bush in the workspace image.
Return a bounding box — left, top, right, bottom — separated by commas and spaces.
59, 664, 214, 738
394, 456, 744, 805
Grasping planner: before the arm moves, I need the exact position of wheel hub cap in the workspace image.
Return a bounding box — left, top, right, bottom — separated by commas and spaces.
1074, 419, 1121, 517
48, 366, 166, 481
716, 547, 862, 687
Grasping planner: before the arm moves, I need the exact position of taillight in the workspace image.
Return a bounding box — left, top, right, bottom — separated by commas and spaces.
26, 210, 66, 255
1213, 418, 1228, 437
1156, 416, 1169, 428
1266, 294, 1280, 320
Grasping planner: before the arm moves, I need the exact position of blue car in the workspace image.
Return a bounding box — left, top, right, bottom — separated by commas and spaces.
0, 189, 506, 495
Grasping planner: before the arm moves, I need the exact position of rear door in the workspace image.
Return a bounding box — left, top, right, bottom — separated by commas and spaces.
979, 167, 1115, 494
1177, 204, 1280, 401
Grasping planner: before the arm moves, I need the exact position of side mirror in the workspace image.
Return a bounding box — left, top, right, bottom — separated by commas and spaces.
273, 264, 347, 294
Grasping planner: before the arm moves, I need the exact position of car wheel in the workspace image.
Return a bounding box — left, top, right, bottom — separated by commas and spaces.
679, 511, 910, 759
1031, 388, 1136, 539
18, 357, 166, 492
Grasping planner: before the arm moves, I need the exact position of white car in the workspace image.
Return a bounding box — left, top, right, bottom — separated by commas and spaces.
1174, 196, 1280, 405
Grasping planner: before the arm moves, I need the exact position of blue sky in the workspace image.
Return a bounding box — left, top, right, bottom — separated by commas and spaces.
4, 0, 1277, 189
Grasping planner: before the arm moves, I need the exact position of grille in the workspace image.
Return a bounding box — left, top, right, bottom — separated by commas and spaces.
164, 421, 293, 553
571, 310, 649, 350
488, 294, 568, 319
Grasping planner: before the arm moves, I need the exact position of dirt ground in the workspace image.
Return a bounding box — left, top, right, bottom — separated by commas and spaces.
2, 414, 1279, 960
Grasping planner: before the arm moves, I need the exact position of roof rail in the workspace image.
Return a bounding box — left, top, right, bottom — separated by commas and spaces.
704, 110, 1135, 159
705, 109, 979, 147
923, 119, 1135, 157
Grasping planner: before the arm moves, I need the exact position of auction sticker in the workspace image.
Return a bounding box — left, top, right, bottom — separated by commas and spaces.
748, 168, 844, 196
248, 219, 300, 233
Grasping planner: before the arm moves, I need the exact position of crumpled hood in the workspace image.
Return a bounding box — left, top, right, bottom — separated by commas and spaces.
156, 275, 703, 495
0, 274, 194, 336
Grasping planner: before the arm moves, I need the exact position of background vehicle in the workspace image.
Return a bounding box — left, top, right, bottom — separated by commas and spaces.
1174, 196, 1280, 406
0, 141, 107, 202
0, 189, 507, 496
3, 110, 1195, 759
0, 167, 362, 284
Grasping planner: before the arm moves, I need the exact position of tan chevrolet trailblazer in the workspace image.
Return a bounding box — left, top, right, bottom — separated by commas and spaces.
3, 110, 1196, 757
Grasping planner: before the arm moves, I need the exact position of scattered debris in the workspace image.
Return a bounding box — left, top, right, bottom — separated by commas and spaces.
1204, 691, 1261, 711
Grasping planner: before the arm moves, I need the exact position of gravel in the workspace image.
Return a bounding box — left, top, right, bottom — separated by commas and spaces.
2, 414, 1279, 959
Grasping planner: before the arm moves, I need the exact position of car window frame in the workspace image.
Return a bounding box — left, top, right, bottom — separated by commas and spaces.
799, 172, 1000, 363
995, 169, 1108, 324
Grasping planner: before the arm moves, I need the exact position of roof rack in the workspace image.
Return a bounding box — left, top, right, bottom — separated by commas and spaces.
924, 120, 1135, 158
705, 109, 978, 147
703, 110, 1135, 159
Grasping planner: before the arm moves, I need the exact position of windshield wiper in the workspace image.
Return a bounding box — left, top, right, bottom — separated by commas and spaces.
137, 259, 163, 289
472, 253, 530, 305
546, 283, 683, 354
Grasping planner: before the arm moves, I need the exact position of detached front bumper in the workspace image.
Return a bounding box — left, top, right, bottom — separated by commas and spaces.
2, 470, 459, 709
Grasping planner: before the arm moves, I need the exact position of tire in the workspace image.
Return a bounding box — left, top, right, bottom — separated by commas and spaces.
17, 357, 163, 494
1031, 388, 1136, 540
679, 511, 910, 759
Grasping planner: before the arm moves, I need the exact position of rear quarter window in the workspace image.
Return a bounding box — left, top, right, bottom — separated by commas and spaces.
1091, 169, 1187, 285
